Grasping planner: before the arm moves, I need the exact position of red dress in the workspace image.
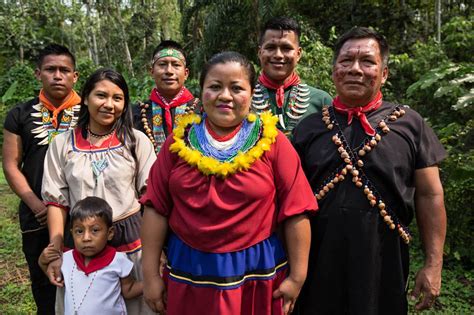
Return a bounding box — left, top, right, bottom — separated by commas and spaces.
141, 130, 317, 315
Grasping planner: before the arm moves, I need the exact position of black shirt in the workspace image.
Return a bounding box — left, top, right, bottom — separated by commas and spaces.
4, 97, 79, 232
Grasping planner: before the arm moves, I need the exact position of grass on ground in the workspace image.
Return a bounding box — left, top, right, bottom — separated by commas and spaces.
0, 171, 35, 314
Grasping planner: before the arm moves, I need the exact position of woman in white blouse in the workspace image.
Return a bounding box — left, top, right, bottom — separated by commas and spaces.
42, 68, 156, 314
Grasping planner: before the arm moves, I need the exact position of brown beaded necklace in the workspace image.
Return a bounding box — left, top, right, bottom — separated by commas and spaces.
317, 104, 411, 244
139, 98, 200, 152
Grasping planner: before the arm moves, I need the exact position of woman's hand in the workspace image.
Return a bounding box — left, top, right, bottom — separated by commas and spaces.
144, 275, 167, 313
273, 276, 304, 314
46, 256, 64, 287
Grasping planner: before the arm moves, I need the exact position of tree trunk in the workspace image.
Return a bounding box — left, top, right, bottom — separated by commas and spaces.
115, 3, 134, 77
435, 0, 442, 43
85, 0, 99, 65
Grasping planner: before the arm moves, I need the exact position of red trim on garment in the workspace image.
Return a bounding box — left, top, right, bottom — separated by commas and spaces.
205, 118, 243, 142
45, 202, 70, 212
115, 238, 142, 253
72, 128, 122, 151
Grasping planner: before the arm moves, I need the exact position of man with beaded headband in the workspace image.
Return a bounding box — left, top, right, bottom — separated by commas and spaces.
133, 40, 199, 153
2, 43, 80, 314
252, 16, 332, 137
293, 27, 447, 314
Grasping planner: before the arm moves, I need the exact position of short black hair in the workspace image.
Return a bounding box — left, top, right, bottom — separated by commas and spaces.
259, 16, 301, 45
333, 27, 390, 67
151, 40, 187, 63
37, 43, 76, 70
199, 51, 256, 90
70, 196, 113, 228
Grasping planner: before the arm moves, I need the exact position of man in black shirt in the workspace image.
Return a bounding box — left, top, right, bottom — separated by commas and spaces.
293, 27, 446, 314
2, 44, 80, 314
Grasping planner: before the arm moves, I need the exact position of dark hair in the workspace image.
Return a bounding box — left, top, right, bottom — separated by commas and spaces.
70, 196, 113, 228
333, 27, 390, 67
152, 40, 187, 63
199, 51, 256, 90
259, 16, 301, 45
37, 44, 76, 70
77, 68, 138, 164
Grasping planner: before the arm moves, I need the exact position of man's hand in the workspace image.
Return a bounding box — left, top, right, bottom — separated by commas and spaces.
273, 276, 304, 314
32, 200, 48, 225
144, 275, 167, 313
410, 264, 442, 310
46, 257, 64, 287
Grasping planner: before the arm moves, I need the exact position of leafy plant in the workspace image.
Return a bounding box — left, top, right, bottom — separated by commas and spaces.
297, 25, 335, 96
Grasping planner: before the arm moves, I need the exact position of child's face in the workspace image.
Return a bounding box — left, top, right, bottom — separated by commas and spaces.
71, 216, 114, 258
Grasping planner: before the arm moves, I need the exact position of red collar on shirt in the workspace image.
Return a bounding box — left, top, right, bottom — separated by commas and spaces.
72, 245, 116, 275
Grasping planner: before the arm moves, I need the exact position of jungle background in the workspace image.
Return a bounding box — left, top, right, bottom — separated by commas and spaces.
0, 0, 472, 313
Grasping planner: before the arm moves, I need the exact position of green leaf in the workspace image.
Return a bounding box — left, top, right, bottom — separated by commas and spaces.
450, 73, 474, 85
434, 85, 456, 98
453, 89, 474, 110
1, 81, 18, 103
454, 251, 461, 261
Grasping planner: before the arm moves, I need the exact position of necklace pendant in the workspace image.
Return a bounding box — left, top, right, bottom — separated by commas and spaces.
91, 158, 109, 178
278, 113, 286, 130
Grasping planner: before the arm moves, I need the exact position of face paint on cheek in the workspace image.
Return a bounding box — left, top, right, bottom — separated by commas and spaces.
203, 91, 211, 101
333, 68, 346, 82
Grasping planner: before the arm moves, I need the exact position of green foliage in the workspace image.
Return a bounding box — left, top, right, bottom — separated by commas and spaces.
297, 25, 335, 96
408, 240, 474, 313
127, 75, 156, 104
75, 58, 99, 95
387, 40, 449, 103
437, 120, 474, 263
399, 16, 474, 265
406, 62, 473, 124
442, 16, 474, 63
0, 62, 40, 144
0, 63, 40, 108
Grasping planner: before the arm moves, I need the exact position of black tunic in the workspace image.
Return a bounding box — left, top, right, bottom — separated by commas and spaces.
292, 102, 446, 314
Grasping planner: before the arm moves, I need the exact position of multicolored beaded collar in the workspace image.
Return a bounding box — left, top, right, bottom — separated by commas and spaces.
30, 102, 80, 145
251, 82, 311, 132
169, 112, 278, 178
138, 98, 199, 152
317, 104, 411, 244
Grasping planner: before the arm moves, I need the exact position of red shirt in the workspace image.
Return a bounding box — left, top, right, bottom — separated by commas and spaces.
140, 130, 317, 253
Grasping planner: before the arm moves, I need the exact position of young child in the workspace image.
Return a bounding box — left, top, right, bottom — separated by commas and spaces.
39, 196, 143, 314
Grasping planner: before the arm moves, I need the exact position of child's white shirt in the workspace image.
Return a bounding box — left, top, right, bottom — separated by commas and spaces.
61, 250, 133, 315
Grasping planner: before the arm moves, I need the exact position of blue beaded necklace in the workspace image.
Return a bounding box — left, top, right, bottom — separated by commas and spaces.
188, 114, 261, 162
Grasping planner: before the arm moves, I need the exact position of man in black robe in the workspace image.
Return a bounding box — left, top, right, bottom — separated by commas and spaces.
293, 27, 446, 314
